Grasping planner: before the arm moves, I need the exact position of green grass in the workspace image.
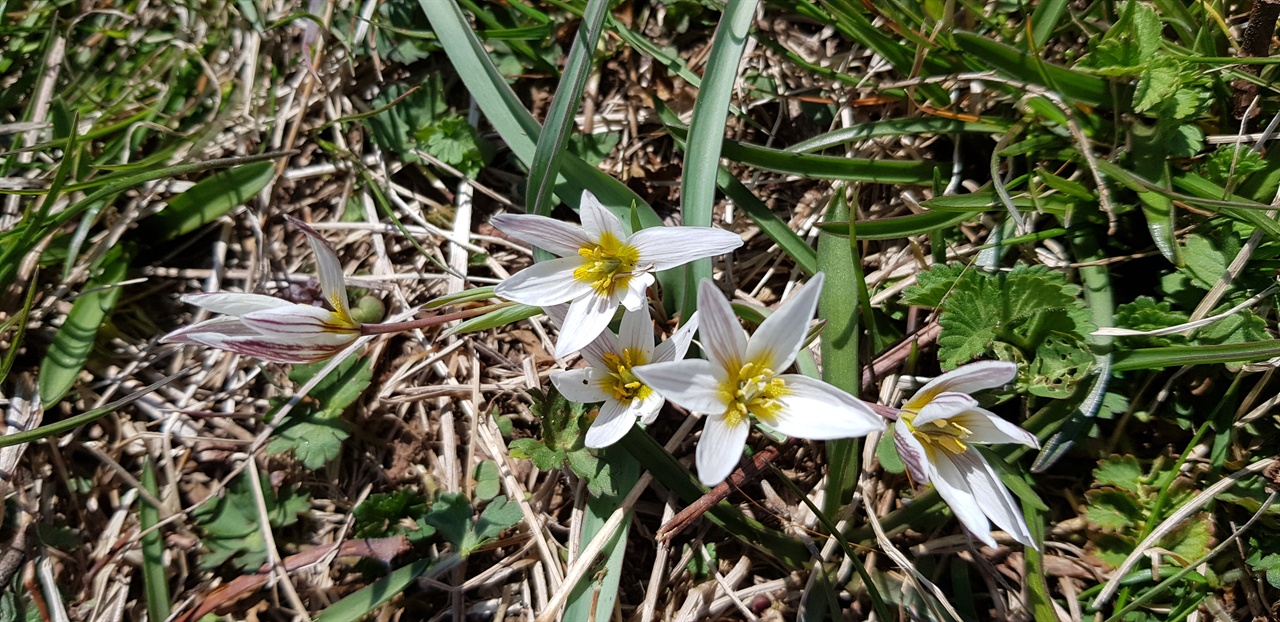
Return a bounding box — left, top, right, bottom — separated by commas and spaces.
2, 0, 1279, 619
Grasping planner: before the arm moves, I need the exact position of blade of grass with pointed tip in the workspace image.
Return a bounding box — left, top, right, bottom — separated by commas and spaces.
1, 369, 188, 448
1130, 121, 1179, 264
148, 161, 276, 241
953, 33, 1111, 107
442, 303, 543, 337
816, 210, 972, 239
140, 459, 170, 622
39, 243, 132, 407
422, 0, 680, 299
526, 0, 609, 262
678, 0, 759, 320
651, 98, 818, 274
787, 118, 1009, 154
1027, 0, 1070, 51
817, 191, 861, 517
1111, 340, 1280, 371
667, 123, 939, 185
1032, 219, 1113, 472
314, 555, 460, 622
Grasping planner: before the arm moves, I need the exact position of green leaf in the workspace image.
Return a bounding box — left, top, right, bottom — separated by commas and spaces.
39, 243, 131, 407
416, 115, 486, 177
472, 496, 522, 547
148, 162, 275, 240
1085, 489, 1142, 531
368, 79, 448, 157
442, 303, 543, 337
876, 427, 905, 474
1180, 233, 1235, 290
268, 418, 350, 469
1094, 456, 1144, 494
526, 0, 610, 250
473, 460, 501, 501
954, 32, 1111, 107
901, 263, 967, 308
139, 461, 170, 622
425, 492, 473, 552
353, 490, 435, 541
192, 473, 310, 570
1203, 144, 1269, 186
1164, 516, 1213, 563
679, 0, 760, 319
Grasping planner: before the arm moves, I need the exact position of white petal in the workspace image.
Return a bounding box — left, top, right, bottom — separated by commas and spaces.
619, 273, 654, 311
745, 273, 824, 373
578, 190, 628, 240
585, 399, 636, 448
551, 369, 610, 404
769, 375, 885, 440
893, 422, 931, 485
240, 305, 358, 345
494, 257, 592, 306
546, 304, 616, 367
161, 316, 257, 343
617, 303, 654, 360
930, 451, 999, 548
173, 320, 352, 363
634, 392, 666, 425
912, 392, 980, 426
949, 450, 1037, 548
953, 408, 1040, 448
490, 213, 591, 257
696, 415, 750, 486
631, 359, 726, 415
180, 292, 293, 316
628, 227, 743, 271
907, 360, 1017, 410
653, 311, 699, 363
287, 216, 355, 323
556, 293, 620, 358
696, 279, 746, 370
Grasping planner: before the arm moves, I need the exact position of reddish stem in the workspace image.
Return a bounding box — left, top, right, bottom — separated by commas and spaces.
358, 303, 511, 336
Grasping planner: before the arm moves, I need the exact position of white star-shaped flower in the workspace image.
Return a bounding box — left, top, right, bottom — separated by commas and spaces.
892, 360, 1040, 549
549, 304, 698, 448
633, 274, 886, 486
491, 190, 742, 358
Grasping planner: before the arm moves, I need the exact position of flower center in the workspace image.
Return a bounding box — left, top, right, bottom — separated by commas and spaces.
719, 360, 789, 428
601, 348, 652, 403
573, 232, 641, 296
901, 411, 972, 455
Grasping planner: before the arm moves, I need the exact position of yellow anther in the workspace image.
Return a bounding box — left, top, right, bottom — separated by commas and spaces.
572, 232, 641, 296
600, 347, 652, 404
718, 358, 789, 427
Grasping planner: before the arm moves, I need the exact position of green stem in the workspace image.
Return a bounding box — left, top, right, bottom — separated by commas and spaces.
358, 303, 510, 335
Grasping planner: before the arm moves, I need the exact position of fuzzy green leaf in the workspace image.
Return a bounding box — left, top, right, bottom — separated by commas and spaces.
1084, 489, 1142, 532
1094, 456, 1144, 494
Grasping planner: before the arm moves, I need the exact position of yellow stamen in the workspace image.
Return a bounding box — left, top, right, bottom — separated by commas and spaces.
573, 232, 642, 296
900, 409, 972, 455
601, 347, 652, 403
717, 358, 789, 427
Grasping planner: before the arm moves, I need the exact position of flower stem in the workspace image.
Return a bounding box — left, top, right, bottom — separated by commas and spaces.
358, 303, 513, 336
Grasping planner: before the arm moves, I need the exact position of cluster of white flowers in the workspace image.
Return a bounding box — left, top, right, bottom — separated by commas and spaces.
163, 190, 1041, 550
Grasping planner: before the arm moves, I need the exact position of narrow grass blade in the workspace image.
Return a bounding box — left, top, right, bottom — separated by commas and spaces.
314, 555, 460, 622
148, 161, 275, 241
678, 0, 759, 319
526, 0, 610, 260
2, 368, 189, 448
953, 33, 1111, 106
817, 191, 861, 516
668, 123, 939, 185
441, 303, 542, 337
563, 447, 639, 620
652, 99, 818, 274
1130, 121, 1179, 263
787, 118, 1008, 154
139, 459, 170, 622
1111, 340, 1280, 371
39, 244, 132, 407
817, 210, 971, 239
1027, 0, 1070, 51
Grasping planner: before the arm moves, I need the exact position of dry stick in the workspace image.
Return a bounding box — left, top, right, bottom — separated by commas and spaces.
860, 478, 964, 622
1233, 0, 1280, 119
245, 458, 311, 620
1093, 457, 1279, 607
657, 322, 937, 541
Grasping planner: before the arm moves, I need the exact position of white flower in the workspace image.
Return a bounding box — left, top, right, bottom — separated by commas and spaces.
891, 360, 1040, 549
161, 217, 360, 363
549, 304, 699, 448
633, 274, 885, 486
491, 190, 742, 358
